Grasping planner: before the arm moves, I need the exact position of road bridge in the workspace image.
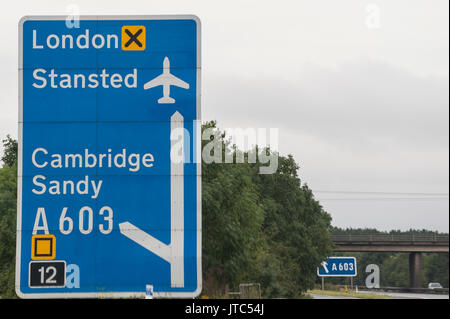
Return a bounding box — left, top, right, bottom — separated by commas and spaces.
331, 234, 449, 288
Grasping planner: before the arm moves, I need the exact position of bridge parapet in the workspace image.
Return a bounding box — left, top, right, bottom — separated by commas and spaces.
331, 234, 449, 253
331, 234, 449, 243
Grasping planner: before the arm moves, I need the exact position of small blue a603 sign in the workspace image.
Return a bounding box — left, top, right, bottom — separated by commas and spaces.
317, 257, 357, 277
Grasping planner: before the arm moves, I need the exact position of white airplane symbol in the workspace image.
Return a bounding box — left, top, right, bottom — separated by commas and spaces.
143, 56, 190, 104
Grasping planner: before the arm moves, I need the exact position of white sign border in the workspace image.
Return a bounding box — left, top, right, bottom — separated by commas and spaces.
16, 14, 202, 299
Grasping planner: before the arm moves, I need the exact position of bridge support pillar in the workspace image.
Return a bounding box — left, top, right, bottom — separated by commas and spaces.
409, 252, 423, 288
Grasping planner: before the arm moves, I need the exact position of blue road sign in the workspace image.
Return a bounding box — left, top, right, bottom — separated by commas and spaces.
317, 257, 357, 277
16, 15, 201, 298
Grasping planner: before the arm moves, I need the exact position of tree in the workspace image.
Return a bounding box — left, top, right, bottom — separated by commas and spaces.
0, 164, 17, 298
424, 253, 449, 288
201, 122, 333, 297
1, 135, 18, 167
249, 155, 333, 297
380, 253, 409, 287
0, 136, 18, 298
201, 122, 266, 293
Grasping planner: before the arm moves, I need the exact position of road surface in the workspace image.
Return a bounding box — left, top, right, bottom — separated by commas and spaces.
309, 294, 358, 299
358, 290, 449, 299
310, 291, 449, 299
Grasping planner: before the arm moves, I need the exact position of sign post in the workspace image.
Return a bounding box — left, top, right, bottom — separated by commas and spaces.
16, 15, 201, 298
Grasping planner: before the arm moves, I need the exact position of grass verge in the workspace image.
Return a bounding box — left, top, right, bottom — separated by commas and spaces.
308, 289, 391, 299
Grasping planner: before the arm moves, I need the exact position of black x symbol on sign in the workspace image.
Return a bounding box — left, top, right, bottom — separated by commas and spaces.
124, 28, 143, 48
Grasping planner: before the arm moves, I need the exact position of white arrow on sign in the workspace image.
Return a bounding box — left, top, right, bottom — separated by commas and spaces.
321, 261, 329, 273
119, 111, 185, 288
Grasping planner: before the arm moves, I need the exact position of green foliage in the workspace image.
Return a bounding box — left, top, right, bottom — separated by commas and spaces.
0, 136, 19, 298
380, 254, 410, 287
423, 253, 449, 288
201, 122, 333, 298
1, 135, 18, 167
0, 136, 18, 298
202, 153, 264, 287
0, 164, 17, 298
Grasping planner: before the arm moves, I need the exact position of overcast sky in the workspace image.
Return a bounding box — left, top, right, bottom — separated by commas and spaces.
1, 0, 448, 232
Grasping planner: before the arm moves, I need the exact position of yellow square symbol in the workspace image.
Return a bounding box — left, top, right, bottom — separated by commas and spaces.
122, 26, 146, 51
31, 234, 56, 260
